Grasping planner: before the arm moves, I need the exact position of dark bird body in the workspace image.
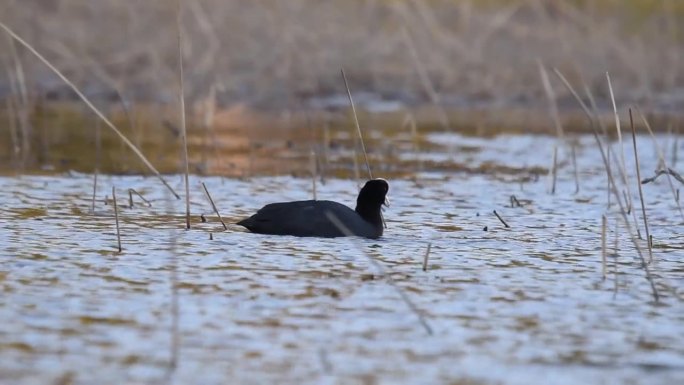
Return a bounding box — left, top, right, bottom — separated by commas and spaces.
237, 179, 389, 239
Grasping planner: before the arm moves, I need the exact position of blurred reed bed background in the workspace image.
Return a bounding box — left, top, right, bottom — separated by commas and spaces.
0, 0, 682, 175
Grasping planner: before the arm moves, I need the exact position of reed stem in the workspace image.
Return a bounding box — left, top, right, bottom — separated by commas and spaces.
201, 182, 227, 230
493, 210, 510, 228
113, 186, 122, 253
341, 69, 372, 180
554, 69, 659, 302
176, 0, 191, 229
310, 149, 317, 200
629, 109, 652, 262
422, 243, 431, 272
91, 120, 101, 214
601, 215, 607, 279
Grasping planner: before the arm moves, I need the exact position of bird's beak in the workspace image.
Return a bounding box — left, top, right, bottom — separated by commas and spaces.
383, 196, 390, 207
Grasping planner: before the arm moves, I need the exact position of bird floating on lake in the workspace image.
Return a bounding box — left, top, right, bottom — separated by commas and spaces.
237, 179, 389, 239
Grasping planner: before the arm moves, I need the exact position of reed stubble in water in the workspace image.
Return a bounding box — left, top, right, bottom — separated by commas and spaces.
571, 143, 580, 194
128, 188, 152, 208
164, 190, 180, 380
201, 182, 227, 230
636, 107, 684, 222
613, 220, 620, 298
554, 69, 659, 302
112, 186, 122, 253
641, 169, 684, 186
422, 243, 432, 272
493, 210, 510, 228
629, 109, 652, 262
601, 215, 607, 280
91, 120, 101, 214
549, 146, 558, 195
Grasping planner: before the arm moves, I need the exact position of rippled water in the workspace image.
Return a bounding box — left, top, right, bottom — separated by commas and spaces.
1, 134, 683, 385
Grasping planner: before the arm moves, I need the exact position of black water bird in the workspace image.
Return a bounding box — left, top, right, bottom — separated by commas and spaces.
237, 179, 389, 238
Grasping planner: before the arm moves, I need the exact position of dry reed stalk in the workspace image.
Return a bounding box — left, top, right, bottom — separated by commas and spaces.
128, 188, 152, 208
341, 69, 372, 180
113, 186, 122, 253
673, 125, 679, 167
7, 35, 31, 167
571, 143, 580, 194
601, 215, 607, 279
0, 21, 179, 198
324, 211, 433, 335
175, 0, 191, 229
667, 123, 673, 168
635, 107, 684, 222
605, 131, 612, 204
5, 97, 19, 167
629, 110, 652, 262
170, 256, 179, 370
198, 87, 215, 171
613, 220, 619, 298
556, 72, 637, 217
402, 112, 422, 173
422, 243, 431, 272
606, 73, 638, 222
642, 169, 684, 186
538, 61, 564, 139
554, 69, 659, 302
323, 121, 331, 179
310, 149, 317, 200
3, 56, 19, 165
493, 210, 510, 228
584, 84, 612, 207
548, 145, 558, 195
538, 62, 562, 195
400, 27, 452, 137
7, 36, 27, 109
91, 120, 101, 214
164, 191, 180, 378
201, 182, 227, 230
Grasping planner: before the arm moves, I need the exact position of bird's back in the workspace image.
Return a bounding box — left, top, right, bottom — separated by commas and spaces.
237, 200, 380, 238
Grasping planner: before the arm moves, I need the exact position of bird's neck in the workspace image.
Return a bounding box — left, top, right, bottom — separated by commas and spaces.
355, 202, 383, 228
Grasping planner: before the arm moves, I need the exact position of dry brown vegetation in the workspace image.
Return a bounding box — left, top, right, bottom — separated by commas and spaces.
0, 0, 683, 175
1, 0, 682, 110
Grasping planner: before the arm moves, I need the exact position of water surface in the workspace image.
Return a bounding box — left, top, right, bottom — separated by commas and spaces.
1, 134, 683, 385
